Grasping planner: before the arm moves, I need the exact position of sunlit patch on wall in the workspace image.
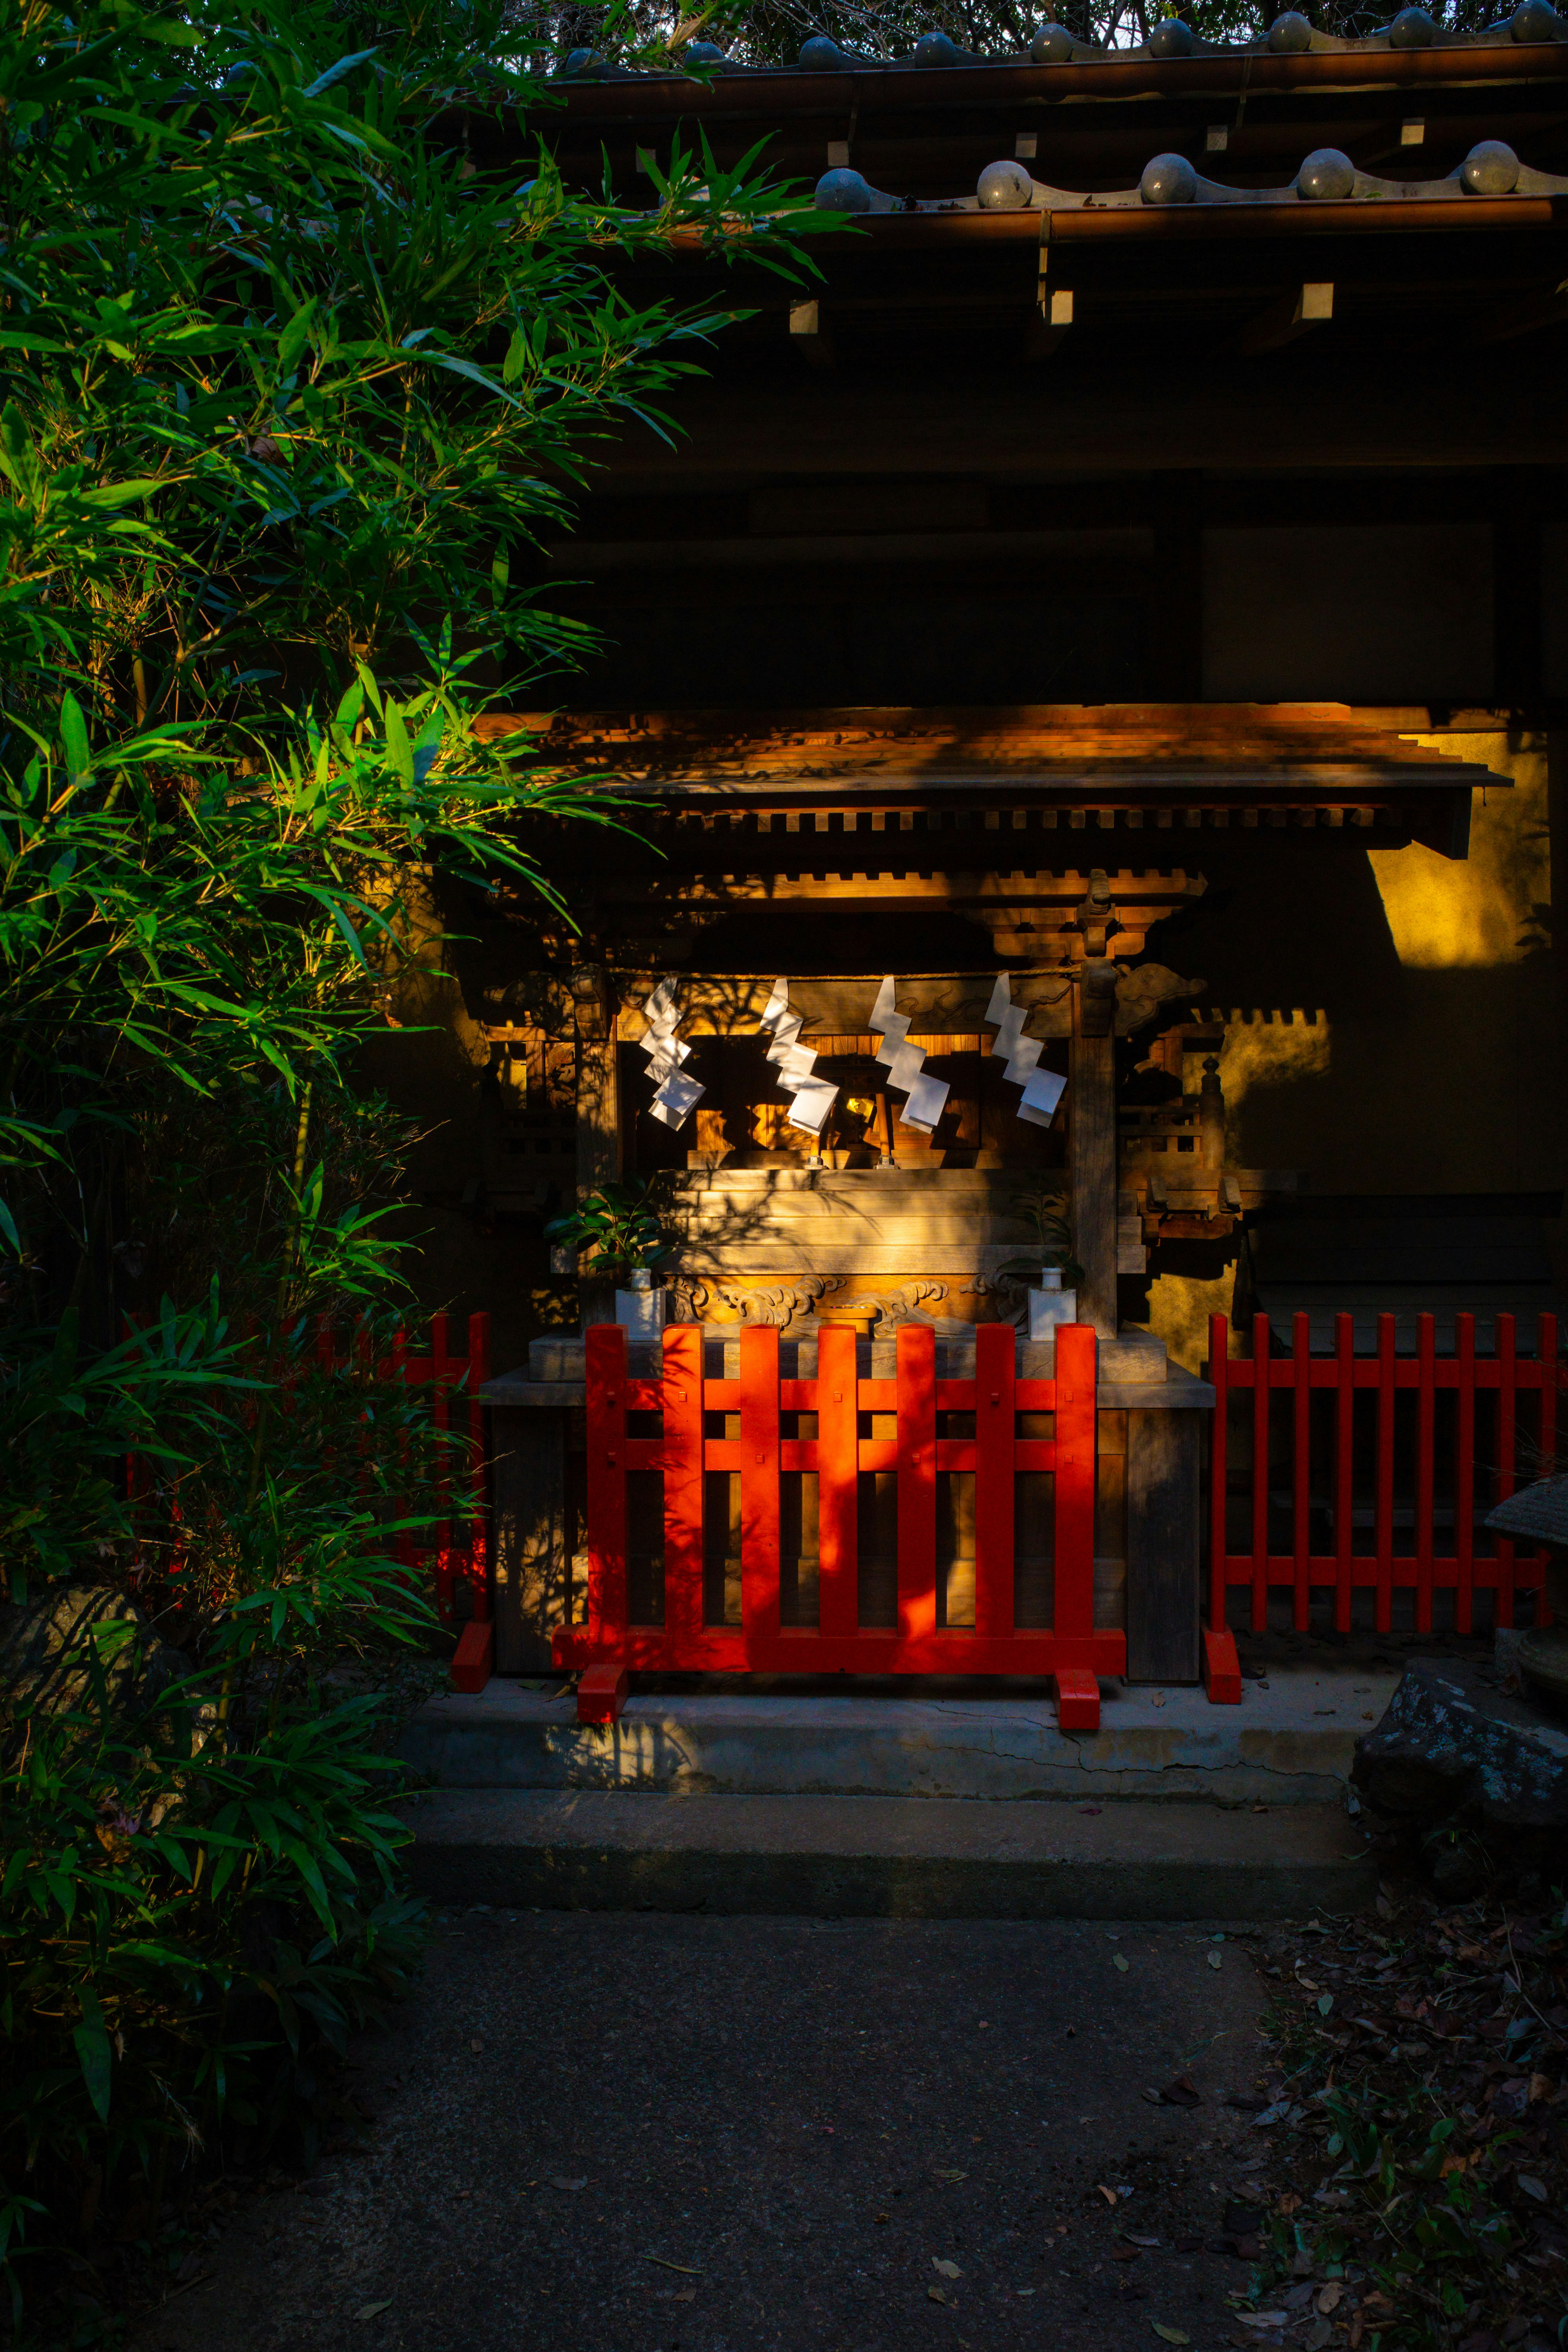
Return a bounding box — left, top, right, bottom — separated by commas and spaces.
1369, 734, 1550, 970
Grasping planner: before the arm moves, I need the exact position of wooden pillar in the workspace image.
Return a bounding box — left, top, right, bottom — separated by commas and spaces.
571, 964, 620, 1330
1070, 964, 1120, 1339
492, 1407, 568, 1673
1125, 1406, 1202, 1682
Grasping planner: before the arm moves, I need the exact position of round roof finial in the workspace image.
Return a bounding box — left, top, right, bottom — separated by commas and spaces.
1461, 137, 1521, 191
977, 158, 1035, 209
1297, 146, 1356, 198
1140, 151, 1198, 204
1510, 0, 1560, 38
559, 45, 604, 76
1387, 4, 1436, 40
815, 167, 873, 211
1030, 18, 1077, 57
913, 27, 963, 64
799, 32, 847, 68
1267, 10, 1314, 49
1148, 16, 1196, 56
684, 38, 726, 63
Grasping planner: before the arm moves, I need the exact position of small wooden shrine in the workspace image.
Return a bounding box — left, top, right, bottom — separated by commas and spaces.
404, 22, 1568, 1684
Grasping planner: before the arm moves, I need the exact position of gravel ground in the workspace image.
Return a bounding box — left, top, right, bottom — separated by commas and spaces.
132, 1909, 1278, 2352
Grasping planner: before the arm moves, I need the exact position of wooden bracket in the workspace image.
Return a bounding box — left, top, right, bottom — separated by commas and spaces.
1202, 1625, 1243, 1705
451, 1620, 494, 1695
788, 299, 835, 370
578, 1662, 629, 1724
1236, 282, 1333, 358
1025, 287, 1074, 361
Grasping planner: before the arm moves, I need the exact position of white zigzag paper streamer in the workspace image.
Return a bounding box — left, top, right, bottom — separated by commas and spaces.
642, 979, 705, 1131
872, 975, 949, 1136
759, 980, 838, 1138
985, 973, 1065, 1129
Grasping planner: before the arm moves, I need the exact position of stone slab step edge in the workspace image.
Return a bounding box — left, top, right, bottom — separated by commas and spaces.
409, 1792, 1375, 1920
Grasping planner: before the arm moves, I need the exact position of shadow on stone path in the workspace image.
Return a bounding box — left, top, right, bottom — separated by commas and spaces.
135, 1910, 1276, 2352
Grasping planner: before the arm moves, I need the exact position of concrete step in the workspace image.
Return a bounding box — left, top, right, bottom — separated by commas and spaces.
399, 1666, 1399, 1805
408, 1791, 1374, 1919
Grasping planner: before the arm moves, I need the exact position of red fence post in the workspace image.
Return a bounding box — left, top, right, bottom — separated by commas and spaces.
1251, 1312, 1271, 1633
896, 1323, 937, 1647
1455, 1311, 1476, 1634
817, 1322, 859, 1641
1292, 1311, 1311, 1633
662, 1322, 704, 1658
1539, 1314, 1559, 1627
1051, 1323, 1100, 1729
973, 1321, 1015, 1644
1497, 1312, 1518, 1629
1374, 1313, 1396, 1636
1203, 1314, 1241, 1701
740, 1324, 781, 1662
579, 1323, 630, 1722
1334, 1310, 1355, 1635
1415, 1312, 1436, 1636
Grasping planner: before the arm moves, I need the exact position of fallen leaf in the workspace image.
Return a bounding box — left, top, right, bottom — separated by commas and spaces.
1113, 2243, 1140, 2261
469, 2038, 483, 2054
1517, 2173, 1548, 2202
1207, 1951, 1223, 1970
933, 2258, 962, 2278
1125, 2233, 1160, 2247
1142, 2087, 1164, 2105
356, 2304, 392, 2324
1080, 1804, 1102, 1814
875, 2212, 891, 2224
1234, 2317, 1289, 2332
1158, 2074, 1202, 2109
1151, 2327, 1190, 2345
1018, 2287, 1035, 2296
1096, 2185, 1118, 2206
929, 2285, 953, 2305
1375, 1896, 1394, 1920
1276, 2194, 1301, 2216
1316, 2283, 1345, 2318
1114, 1954, 1131, 1973
933, 2169, 967, 2184
1528, 2073, 1551, 2104
643, 2254, 703, 2274
1152, 1692, 1166, 1707
1316, 1994, 1334, 2016
661, 2287, 697, 2303
548, 2177, 587, 2192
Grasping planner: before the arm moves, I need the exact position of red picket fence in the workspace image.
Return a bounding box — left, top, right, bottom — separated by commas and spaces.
555, 1319, 1118, 1726
126, 1310, 493, 1690
1201, 1310, 1559, 1700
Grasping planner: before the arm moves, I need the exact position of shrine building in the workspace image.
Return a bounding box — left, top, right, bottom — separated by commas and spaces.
379, 14, 1568, 1691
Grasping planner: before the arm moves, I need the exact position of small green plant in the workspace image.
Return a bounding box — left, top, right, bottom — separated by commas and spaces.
999, 1188, 1086, 1290
546, 1180, 673, 1275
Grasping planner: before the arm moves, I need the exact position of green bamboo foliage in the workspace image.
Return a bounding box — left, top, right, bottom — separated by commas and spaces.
0, 0, 826, 2318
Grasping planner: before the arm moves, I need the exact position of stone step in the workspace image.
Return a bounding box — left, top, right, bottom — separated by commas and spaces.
401, 1669, 1393, 1805
407, 1791, 1375, 1920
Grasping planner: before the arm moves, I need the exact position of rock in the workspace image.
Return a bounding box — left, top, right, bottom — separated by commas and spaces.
1351, 1659, 1568, 1883
0, 1582, 187, 1739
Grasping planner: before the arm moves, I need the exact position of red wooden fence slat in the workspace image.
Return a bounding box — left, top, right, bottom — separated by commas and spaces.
1375, 1313, 1396, 1636
1541, 1314, 1558, 1628
740, 1324, 782, 1659
1292, 1312, 1311, 1633
817, 1323, 859, 1639
1208, 1313, 1229, 1639
1252, 1312, 1271, 1633
1053, 1323, 1097, 1646
586, 1323, 628, 1653
974, 1321, 1015, 1643
662, 1323, 704, 1655
1455, 1311, 1476, 1635
1497, 1312, 1517, 1630
1415, 1312, 1435, 1636
897, 1323, 938, 1644
1334, 1312, 1355, 1635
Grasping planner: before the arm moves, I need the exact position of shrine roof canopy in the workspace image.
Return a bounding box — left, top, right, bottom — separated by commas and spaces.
488, 703, 1506, 855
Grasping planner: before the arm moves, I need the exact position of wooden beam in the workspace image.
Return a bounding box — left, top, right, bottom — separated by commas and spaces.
1493, 469, 1544, 708
1473, 280, 1568, 345
1024, 287, 1074, 361
1236, 280, 1334, 357
788, 298, 834, 370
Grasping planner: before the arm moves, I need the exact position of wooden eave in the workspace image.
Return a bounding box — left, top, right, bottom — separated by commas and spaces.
481, 704, 1505, 860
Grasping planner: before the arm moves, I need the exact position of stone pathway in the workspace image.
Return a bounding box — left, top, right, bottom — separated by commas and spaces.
135, 1909, 1277, 2352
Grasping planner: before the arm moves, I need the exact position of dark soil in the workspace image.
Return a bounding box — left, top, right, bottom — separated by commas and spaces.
130, 1911, 1278, 2352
